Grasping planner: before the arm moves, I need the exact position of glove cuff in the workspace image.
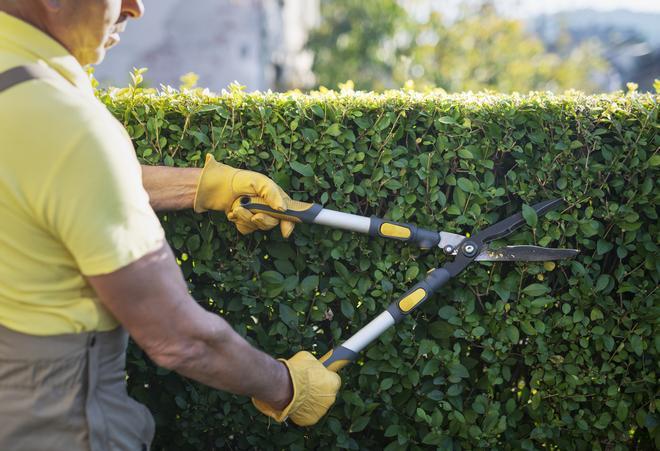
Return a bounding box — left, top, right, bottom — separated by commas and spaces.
252, 358, 298, 423
193, 154, 234, 213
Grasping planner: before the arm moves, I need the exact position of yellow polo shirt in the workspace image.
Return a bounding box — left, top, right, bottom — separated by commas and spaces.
0, 13, 165, 335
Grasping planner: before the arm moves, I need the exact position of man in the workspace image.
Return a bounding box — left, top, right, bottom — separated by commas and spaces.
0, 1, 340, 450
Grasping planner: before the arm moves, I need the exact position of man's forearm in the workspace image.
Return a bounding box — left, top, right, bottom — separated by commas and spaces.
165, 310, 294, 410
141, 165, 202, 211
89, 243, 293, 410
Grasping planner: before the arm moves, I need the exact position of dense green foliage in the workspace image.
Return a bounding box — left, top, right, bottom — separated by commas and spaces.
101, 84, 658, 450
307, 1, 607, 92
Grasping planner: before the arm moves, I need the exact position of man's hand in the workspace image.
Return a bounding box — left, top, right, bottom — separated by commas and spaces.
252, 351, 341, 426
193, 154, 295, 238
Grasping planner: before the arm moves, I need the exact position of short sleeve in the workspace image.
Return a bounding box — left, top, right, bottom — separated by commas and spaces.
40, 116, 166, 276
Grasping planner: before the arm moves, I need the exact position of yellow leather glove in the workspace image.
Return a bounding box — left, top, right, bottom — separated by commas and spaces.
252, 351, 341, 426
193, 154, 295, 237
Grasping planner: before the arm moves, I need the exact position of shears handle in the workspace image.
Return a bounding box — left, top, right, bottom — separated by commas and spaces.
237, 196, 441, 249
319, 268, 452, 372
235, 196, 323, 224
238, 196, 453, 372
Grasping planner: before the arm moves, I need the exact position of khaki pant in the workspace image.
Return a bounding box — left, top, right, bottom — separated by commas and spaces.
0, 325, 155, 451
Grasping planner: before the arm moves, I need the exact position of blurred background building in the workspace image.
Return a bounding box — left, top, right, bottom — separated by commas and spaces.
534, 8, 660, 91
93, 0, 660, 93
95, 0, 320, 91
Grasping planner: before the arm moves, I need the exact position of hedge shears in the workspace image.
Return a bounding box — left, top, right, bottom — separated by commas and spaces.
238, 196, 579, 372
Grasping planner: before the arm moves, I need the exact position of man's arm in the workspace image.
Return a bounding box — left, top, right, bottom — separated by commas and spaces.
86, 241, 293, 409
141, 165, 201, 211
140, 158, 295, 238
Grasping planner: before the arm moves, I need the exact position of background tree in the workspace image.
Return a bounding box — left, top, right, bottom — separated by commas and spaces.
306, 0, 608, 92
305, 0, 412, 91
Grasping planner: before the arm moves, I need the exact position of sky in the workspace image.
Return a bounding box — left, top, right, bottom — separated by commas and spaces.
407, 0, 660, 21
497, 0, 660, 17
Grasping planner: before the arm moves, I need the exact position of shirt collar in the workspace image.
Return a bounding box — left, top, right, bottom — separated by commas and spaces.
0, 11, 93, 95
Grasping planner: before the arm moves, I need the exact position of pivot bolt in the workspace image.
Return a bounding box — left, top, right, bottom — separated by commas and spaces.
443, 245, 454, 254
462, 242, 478, 257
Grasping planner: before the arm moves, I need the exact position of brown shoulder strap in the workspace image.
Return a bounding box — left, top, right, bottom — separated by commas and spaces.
0, 64, 57, 93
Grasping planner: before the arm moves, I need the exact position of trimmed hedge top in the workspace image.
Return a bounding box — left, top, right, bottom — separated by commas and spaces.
101, 85, 659, 451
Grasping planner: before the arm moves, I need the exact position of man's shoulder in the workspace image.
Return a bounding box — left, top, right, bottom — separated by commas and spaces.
18, 80, 113, 128
1, 75, 130, 156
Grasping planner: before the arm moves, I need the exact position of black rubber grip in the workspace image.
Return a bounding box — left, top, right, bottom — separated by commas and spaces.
240, 197, 323, 224
386, 268, 451, 322
368, 216, 441, 249
320, 345, 359, 372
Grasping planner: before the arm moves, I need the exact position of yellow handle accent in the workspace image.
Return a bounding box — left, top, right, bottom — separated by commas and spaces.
251, 209, 304, 223
380, 222, 412, 239
398, 288, 427, 312
319, 350, 350, 373
286, 199, 315, 212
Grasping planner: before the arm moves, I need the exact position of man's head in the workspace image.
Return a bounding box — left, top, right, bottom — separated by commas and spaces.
1, 0, 144, 65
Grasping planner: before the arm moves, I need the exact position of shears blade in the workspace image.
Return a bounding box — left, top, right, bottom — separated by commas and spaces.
474, 245, 579, 262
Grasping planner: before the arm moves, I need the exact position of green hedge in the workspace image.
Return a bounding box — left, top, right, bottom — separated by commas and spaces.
101, 85, 658, 450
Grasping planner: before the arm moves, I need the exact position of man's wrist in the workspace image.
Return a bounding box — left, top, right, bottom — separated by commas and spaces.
141, 165, 202, 211
270, 360, 294, 411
